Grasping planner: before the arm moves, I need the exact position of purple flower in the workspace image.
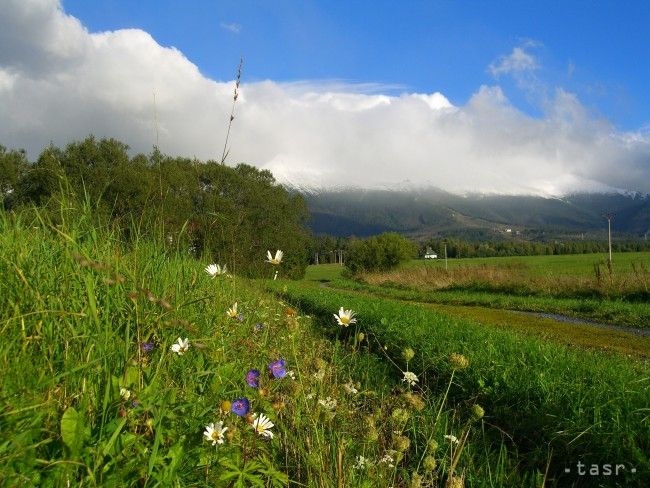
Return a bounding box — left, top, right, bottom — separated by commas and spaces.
269, 359, 287, 379
140, 342, 154, 353
246, 369, 261, 388
231, 397, 250, 416
254, 322, 264, 332
237, 313, 245, 322
131, 399, 140, 408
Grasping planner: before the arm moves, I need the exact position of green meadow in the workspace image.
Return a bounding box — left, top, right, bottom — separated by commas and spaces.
1, 203, 520, 487
406, 252, 650, 278
1, 200, 648, 486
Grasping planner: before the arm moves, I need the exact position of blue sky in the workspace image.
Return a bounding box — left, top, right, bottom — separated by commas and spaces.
62, 0, 650, 131
2, 0, 649, 194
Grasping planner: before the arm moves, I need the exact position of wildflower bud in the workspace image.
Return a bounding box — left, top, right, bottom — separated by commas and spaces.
402, 347, 415, 361
226, 426, 237, 440
118, 407, 127, 417
391, 408, 410, 425
449, 353, 469, 370
245, 413, 254, 424
315, 358, 328, 370
427, 439, 439, 452
220, 400, 232, 414
393, 435, 411, 452
127, 291, 139, 300
423, 455, 437, 472
410, 473, 423, 488
258, 387, 269, 398
366, 426, 379, 442
471, 404, 485, 421
272, 400, 285, 412
448, 475, 465, 488
403, 392, 425, 411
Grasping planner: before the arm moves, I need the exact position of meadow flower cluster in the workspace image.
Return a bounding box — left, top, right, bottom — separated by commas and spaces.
8, 222, 491, 488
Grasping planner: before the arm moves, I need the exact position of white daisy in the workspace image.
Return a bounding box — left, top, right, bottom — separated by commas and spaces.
266, 250, 283, 265
402, 371, 419, 386
333, 307, 357, 327
119, 388, 131, 401
204, 421, 228, 446
170, 337, 190, 355
252, 413, 274, 439
205, 263, 227, 278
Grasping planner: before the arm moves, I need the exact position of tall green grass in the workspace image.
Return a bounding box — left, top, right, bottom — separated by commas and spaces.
2, 201, 532, 487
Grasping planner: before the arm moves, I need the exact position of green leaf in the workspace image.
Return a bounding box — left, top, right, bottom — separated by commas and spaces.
60, 407, 89, 456
101, 417, 127, 457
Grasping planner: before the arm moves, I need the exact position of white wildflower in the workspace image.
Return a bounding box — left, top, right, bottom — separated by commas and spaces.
333, 307, 357, 327
205, 263, 227, 277
266, 250, 283, 265
402, 371, 419, 387
252, 413, 274, 439
444, 434, 459, 445
170, 337, 189, 355
204, 421, 228, 446
343, 381, 358, 394
354, 455, 373, 470
318, 397, 337, 410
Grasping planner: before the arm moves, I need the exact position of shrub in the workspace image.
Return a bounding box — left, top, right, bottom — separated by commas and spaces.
345, 232, 416, 274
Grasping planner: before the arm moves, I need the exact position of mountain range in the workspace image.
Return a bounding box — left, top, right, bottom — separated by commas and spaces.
298, 187, 650, 241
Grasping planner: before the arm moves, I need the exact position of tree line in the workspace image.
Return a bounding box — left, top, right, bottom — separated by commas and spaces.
421, 237, 650, 259
0, 137, 310, 278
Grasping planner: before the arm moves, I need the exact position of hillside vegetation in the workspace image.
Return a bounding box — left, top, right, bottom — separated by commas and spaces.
1, 138, 310, 278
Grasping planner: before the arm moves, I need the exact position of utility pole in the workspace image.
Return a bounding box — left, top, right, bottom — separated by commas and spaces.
444, 243, 448, 271
602, 213, 613, 264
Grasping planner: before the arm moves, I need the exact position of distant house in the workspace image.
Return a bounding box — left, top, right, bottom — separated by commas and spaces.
424, 246, 438, 259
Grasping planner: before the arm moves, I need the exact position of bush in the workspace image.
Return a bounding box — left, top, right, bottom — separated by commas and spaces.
345, 232, 416, 274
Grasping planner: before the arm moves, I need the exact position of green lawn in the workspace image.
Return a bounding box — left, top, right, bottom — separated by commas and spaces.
406, 251, 650, 278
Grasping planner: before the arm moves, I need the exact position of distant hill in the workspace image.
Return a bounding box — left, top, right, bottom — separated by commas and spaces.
298, 187, 650, 240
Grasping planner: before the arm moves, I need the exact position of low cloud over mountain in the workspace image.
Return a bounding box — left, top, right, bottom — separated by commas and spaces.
1, 0, 649, 196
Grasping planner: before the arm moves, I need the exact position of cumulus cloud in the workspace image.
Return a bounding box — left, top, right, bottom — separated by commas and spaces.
1, 0, 649, 196
489, 46, 539, 78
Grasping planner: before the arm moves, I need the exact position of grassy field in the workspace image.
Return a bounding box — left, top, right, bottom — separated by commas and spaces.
2, 204, 541, 488
304, 251, 650, 327
3, 203, 649, 487
405, 252, 650, 278
271, 279, 650, 487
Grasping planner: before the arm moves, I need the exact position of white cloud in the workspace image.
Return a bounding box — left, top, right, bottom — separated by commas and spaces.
1, 0, 649, 196
220, 22, 241, 34
489, 46, 539, 78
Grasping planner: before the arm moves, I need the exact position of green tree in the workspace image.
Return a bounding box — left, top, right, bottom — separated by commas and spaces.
345, 232, 416, 274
